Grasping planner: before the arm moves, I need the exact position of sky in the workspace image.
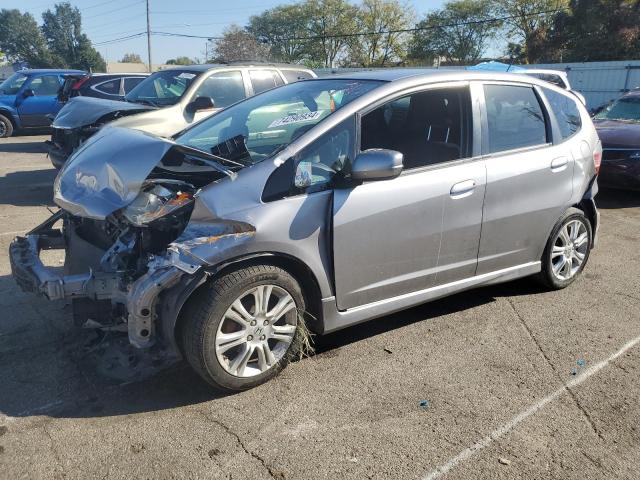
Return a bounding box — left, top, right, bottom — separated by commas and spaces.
3, 0, 448, 64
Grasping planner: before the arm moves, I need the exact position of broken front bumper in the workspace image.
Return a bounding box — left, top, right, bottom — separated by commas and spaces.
9, 215, 199, 349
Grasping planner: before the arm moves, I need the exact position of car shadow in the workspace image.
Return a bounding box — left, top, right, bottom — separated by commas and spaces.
596, 188, 640, 209
0, 273, 546, 420
0, 140, 49, 154
0, 169, 57, 206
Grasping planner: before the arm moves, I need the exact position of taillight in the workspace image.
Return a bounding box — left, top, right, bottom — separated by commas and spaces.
72, 76, 90, 90
593, 150, 602, 175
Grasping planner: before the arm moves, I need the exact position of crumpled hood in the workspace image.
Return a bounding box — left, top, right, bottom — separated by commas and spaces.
594, 119, 640, 149
52, 96, 154, 129
54, 127, 174, 219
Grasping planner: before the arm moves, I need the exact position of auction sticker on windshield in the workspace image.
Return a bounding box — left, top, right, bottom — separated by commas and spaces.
268, 111, 324, 128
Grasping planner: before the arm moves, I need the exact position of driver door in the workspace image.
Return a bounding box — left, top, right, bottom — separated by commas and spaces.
17, 74, 63, 127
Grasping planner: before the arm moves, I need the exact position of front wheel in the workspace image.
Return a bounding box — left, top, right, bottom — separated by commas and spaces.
181, 265, 306, 392
538, 208, 592, 289
0, 114, 14, 138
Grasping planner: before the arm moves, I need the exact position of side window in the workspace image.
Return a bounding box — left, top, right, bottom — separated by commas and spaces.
262, 118, 355, 201
94, 79, 121, 95
282, 70, 314, 83
192, 71, 245, 108
250, 70, 280, 94
30, 75, 61, 96
123, 77, 145, 93
543, 87, 582, 140
360, 87, 472, 170
484, 84, 547, 154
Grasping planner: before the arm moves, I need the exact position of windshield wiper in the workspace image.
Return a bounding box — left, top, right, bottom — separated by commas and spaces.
134, 99, 159, 107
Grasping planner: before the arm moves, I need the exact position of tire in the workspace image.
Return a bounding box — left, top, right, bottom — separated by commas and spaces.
181, 264, 306, 392
0, 114, 14, 138
538, 208, 593, 290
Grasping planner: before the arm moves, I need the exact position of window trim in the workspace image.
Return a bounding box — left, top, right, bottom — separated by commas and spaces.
478, 81, 553, 158
356, 82, 478, 173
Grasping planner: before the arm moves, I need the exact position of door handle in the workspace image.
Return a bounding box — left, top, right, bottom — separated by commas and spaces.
450, 179, 476, 198
551, 157, 569, 171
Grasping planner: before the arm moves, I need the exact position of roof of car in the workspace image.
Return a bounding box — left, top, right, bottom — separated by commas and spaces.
19, 69, 85, 75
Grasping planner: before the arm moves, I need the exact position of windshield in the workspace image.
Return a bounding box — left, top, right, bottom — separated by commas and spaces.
595, 96, 640, 122
124, 69, 199, 106
0, 73, 28, 95
175, 79, 383, 165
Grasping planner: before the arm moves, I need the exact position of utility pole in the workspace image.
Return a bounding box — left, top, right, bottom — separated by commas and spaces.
146, 0, 152, 72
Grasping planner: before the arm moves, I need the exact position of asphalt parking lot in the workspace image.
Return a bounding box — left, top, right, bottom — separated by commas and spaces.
0, 134, 639, 480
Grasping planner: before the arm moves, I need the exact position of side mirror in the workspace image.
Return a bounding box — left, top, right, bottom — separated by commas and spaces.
22, 88, 35, 98
187, 96, 214, 113
351, 149, 403, 182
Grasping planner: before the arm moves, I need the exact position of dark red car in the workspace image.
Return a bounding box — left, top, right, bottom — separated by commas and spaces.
593, 90, 640, 190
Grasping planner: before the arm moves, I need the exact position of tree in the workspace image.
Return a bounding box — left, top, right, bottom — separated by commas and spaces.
211, 25, 270, 63
166, 56, 195, 65
347, 0, 413, 67
41, 2, 106, 71
0, 9, 53, 67
409, 0, 502, 65
496, 0, 568, 63
121, 53, 143, 63
306, 0, 359, 67
247, 4, 312, 63
554, 0, 640, 62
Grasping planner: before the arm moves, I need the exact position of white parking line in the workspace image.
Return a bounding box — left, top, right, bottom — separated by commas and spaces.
422, 334, 640, 480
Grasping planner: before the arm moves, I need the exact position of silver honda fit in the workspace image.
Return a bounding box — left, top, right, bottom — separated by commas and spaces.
10, 70, 601, 391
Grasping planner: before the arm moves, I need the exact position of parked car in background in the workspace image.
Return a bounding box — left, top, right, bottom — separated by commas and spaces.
519, 69, 587, 106
11, 70, 600, 391
0, 69, 85, 138
58, 72, 149, 103
593, 89, 640, 190
47, 63, 316, 168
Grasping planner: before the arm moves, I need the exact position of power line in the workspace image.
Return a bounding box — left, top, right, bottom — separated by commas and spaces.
149, 8, 568, 42
93, 32, 146, 46
91, 7, 569, 47
83, 0, 145, 20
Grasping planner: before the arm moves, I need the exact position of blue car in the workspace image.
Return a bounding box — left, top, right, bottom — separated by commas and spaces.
0, 69, 85, 137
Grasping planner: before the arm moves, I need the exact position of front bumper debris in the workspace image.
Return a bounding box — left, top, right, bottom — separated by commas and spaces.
9, 213, 201, 349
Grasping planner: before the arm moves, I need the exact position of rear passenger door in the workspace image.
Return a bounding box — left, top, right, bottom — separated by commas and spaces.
477, 82, 574, 274
332, 84, 485, 310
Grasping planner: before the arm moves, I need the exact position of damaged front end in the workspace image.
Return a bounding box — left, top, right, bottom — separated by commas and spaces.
11, 126, 254, 354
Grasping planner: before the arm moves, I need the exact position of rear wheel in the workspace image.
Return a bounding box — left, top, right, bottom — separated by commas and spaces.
181, 265, 306, 392
538, 208, 592, 289
0, 114, 13, 138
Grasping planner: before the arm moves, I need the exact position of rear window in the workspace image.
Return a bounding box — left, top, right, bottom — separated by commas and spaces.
282, 70, 314, 83
94, 79, 120, 95
250, 70, 282, 94
543, 88, 582, 140
484, 84, 547, 154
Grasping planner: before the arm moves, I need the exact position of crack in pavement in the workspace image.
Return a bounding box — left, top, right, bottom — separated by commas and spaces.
42, 422, 67, 479
197, 410, 282, 479
506, 297, 606, 441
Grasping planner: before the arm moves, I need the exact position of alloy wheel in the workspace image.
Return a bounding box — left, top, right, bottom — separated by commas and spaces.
215, 285, 297, 378
0, 121, 6, 137
551, 219, 589, 281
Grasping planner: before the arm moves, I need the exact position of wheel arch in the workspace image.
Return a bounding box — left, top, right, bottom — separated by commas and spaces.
0, 108, 17, 128
165, 252, 325, 355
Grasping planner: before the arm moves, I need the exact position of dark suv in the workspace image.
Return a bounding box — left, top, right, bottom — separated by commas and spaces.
58, 73, 149, 102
